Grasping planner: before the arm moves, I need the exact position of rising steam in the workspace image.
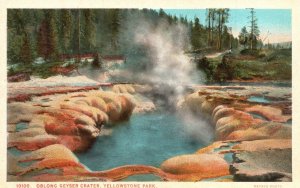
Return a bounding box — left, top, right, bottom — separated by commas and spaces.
131, 16, 212, 142
134, 20, 198, 96
77, 13, 213, 141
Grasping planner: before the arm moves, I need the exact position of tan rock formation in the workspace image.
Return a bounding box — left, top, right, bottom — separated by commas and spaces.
161, 154, 230, 180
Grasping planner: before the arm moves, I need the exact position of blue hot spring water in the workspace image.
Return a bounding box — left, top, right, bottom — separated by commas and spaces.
76, 112, 208, 172
247, 96, 271, 103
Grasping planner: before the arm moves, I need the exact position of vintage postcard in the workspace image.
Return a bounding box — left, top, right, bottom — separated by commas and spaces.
1, 0, 300, 188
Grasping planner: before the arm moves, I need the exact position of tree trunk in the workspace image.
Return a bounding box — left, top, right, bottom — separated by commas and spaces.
220, 13, 224, 50
77, 10, 81, 75
250, 9, 254, 50
208, 10, 211, 46
212, 17, 215, 47
218, 13, 221, 50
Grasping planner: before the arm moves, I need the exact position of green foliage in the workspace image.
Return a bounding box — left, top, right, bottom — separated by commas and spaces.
216, 9, 230, 50
92, 54, 101, 68
213, 54, 237, 81
31, 61, 64, 78
240, 49, 260, 56
205, 8, 233, 51
48, 11, 59, 59
7, 10, 31, 65
200, 48, 291, 82
159, 9, 167, 18
196, 57, 217, 81
219, 49, 291, 81
8, 8, 240, 78
37, 10, 59, 61
7, 29, 23, 64
108, 9, 121, 51
249, 9, 260, 42
239, 26, 248, 48
83, 10, 96, 52
20, 33, 33, 65
7, 9, 26, 35
239, 9, 260, 50
60, 10, 72, 53
191, 17, 206, 49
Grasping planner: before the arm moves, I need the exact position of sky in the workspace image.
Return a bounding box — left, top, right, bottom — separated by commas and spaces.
164, 9, 291, 44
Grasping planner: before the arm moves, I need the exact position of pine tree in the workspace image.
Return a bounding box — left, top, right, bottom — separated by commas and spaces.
222, 26, 231, 49
173, 15, 178, 24
48, 10, 59, 59
239, 26, 249, 48
37, 10, 58, 61
8, 8, 241, 66
248, 8, 260, 50
8, 9, 25, 35
216, 9, 229, 50
7, 29, 23, 64
20, 33, 33, 65
83, 9, 96, 52
184, 16, 188, 26
191, 17, 202, 50
69, 10, 81, 54
109, 9, 120, 51
7, 10, 26, 64
37, 19, 49, 59
61, 9, 72, 54
180, 16, 185, 24
206, 9, 217, 47
158, 8, 166, 18
211, 9, 216, 47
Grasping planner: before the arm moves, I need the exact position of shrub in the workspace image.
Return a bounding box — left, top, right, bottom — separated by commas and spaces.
196, 57, 217, 81
213, 54, 237, 81
240, 49, 260, 56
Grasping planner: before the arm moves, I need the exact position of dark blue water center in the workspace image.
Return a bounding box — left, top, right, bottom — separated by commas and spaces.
76, 112, 207, 171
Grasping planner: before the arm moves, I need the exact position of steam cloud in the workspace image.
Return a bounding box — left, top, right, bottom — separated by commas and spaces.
134, 20, 199, 96
130, 16, 213, 142
77, 13, 213, 142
